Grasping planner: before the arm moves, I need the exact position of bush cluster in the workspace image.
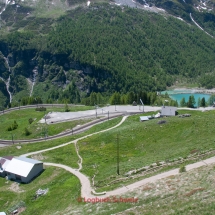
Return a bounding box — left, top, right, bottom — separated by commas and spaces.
28, 118, 34, 124
24, 127, 31, 136
7, 120, 18, 131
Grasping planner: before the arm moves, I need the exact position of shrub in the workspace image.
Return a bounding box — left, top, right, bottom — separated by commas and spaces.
28, 118, 34, 124
12, 121, 18, 130
7, 126, 12, 131
179, 165, 186, 173
24, 127, 31, 136
7, 120, 18, 131
65, 103, 70, 112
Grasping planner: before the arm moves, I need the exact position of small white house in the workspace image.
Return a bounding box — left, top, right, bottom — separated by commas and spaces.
160, 106, 177, 116
5, 157, 43, 183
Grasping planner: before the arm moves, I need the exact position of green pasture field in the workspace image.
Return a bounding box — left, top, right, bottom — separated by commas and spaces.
0, 166, 81, 214
0, 106, 94, 140
77, 110, 215, 191
38, 117, 123, 168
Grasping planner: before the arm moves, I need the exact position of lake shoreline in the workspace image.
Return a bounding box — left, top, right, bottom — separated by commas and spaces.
163, 87, 215, 95
161, 88, 213, 105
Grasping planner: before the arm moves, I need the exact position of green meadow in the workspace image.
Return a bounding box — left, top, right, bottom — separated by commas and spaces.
0, 167, 81, 214
77, 110, 215, 190
0, 106, 94, 140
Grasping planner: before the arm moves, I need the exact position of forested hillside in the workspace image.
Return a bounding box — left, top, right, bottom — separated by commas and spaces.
1, 2, 215, 106
46, 6, 215, 91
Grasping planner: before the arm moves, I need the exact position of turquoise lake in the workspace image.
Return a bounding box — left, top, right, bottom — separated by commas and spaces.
169, 93, 211, 105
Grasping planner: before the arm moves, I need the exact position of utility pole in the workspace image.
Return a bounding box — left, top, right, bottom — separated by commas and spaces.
46, 124, 48, 138
116, 133, 119, 175
95, 103, 97, 118
11, 134, 15, 144
44, 111, 48, 139
43, 126, 46, 139
44, 111, 46, 124
140, 98, 144, 113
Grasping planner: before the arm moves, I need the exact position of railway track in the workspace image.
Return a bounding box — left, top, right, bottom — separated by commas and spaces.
0, 103, 83, 115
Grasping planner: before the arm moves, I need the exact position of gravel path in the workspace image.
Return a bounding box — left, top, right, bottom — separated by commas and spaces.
44, 156, 215, 198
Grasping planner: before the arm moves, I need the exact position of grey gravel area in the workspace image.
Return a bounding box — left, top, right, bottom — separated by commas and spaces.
39, 105, 161, 124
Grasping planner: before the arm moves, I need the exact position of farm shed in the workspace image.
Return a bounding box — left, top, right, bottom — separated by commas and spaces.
160, 106, 177, 116
5, 157, 43, 183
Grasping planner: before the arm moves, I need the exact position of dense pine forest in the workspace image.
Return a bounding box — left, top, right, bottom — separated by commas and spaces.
1, 2, 215, 106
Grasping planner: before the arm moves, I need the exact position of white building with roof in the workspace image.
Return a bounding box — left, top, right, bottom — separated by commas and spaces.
160, 106, 177, 116
5, 157, 43, 183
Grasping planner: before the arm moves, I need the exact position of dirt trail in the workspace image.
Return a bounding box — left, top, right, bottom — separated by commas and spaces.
45, 156, 215, 198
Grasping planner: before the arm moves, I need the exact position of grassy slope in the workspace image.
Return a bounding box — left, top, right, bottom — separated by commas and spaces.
78, 110, 215, 190
1, 154, 215, 214
114, 164, 215, 215
0, 167, 81, 214
40, 117, 123, 167
0, 116, 122, 168
35, 143, 80, 169
67, 164, 215, 215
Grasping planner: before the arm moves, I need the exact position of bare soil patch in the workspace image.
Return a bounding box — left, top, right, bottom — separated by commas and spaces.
8, 182, 24, 193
